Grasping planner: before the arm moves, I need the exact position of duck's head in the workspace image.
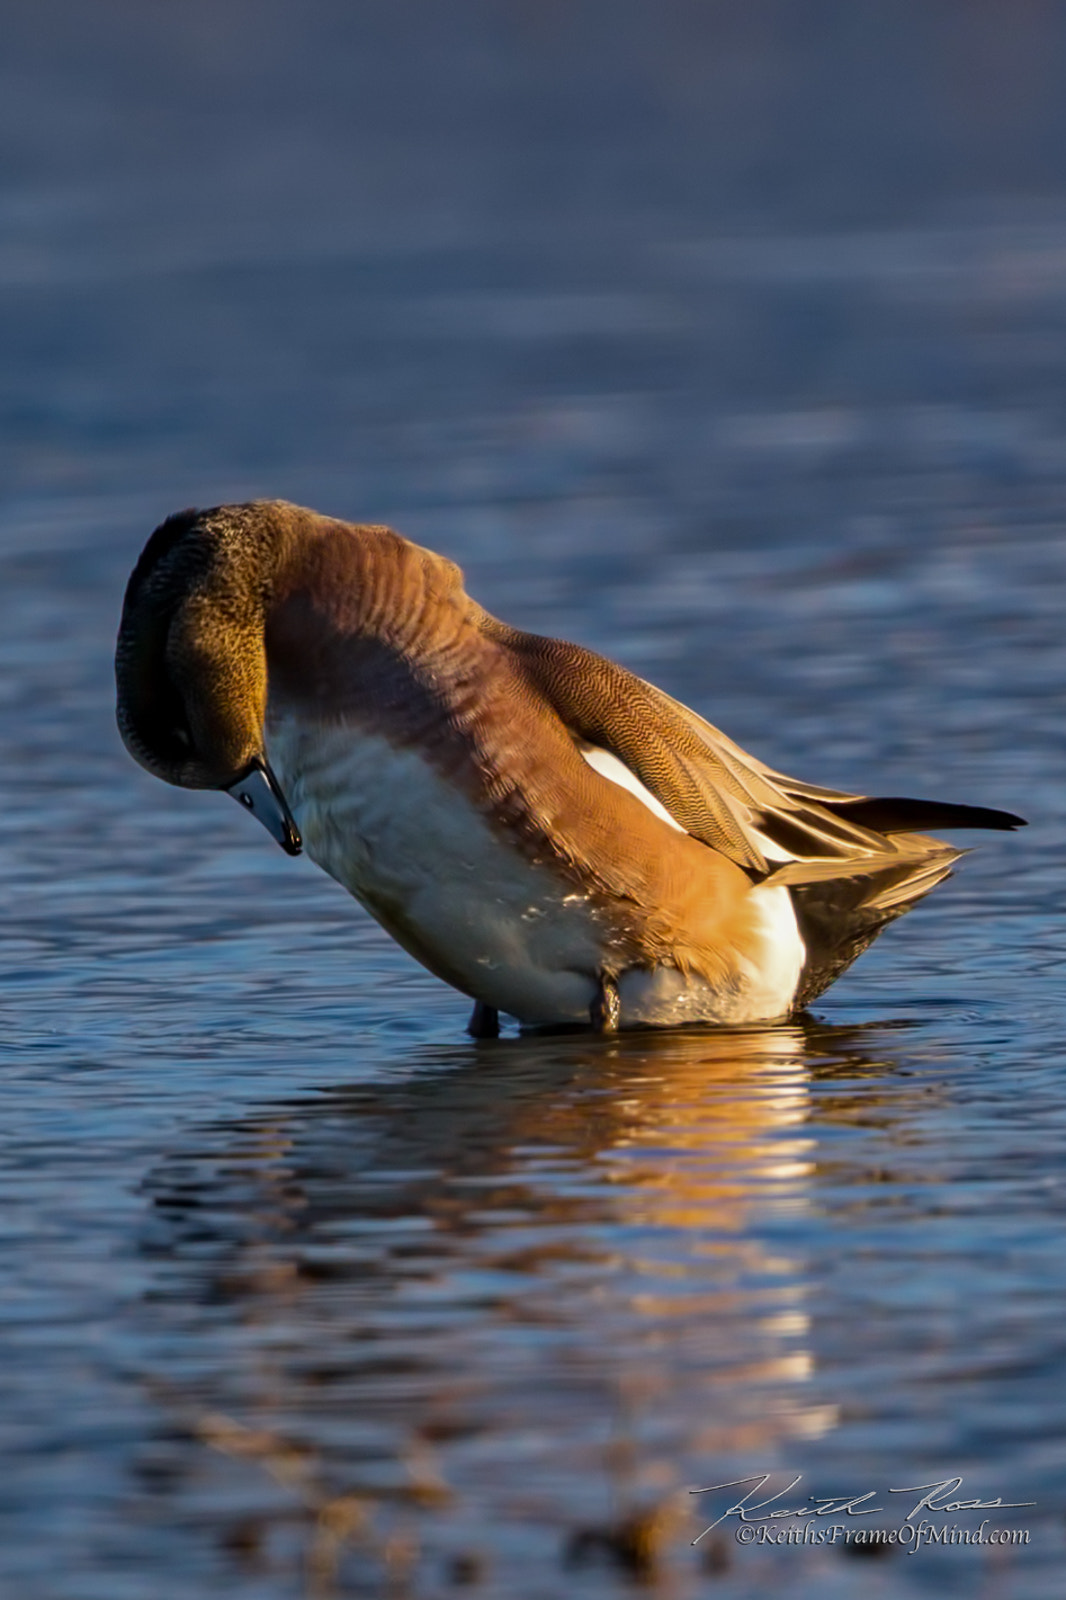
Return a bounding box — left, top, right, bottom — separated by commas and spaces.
115, 504, 302, 855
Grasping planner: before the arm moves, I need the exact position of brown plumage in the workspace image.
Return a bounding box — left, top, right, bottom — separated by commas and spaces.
115, 500, 1024, 1031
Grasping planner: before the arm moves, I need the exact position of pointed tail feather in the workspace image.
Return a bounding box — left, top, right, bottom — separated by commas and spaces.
824, 796, 1026, 834
764, 842, 961, 891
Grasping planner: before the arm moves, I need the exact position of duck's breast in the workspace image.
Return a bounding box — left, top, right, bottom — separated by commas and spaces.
266, 716, 609, 1022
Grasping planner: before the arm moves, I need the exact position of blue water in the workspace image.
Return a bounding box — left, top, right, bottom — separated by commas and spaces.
2, 6, 1066, 1596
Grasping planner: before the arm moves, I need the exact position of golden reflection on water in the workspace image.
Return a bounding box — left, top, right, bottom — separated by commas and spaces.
140, 1019, 901, 1594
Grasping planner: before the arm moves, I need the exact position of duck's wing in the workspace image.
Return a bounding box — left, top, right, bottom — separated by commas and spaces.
509, 631, 1023, 884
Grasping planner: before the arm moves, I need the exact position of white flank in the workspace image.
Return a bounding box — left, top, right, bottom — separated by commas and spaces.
615, 884, 804, 1027
737, 883, 806, 1017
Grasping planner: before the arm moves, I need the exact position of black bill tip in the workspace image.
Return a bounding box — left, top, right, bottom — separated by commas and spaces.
225, 759, 303, 855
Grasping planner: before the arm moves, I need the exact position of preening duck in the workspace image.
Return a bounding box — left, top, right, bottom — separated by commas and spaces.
115, 500, 1024, 1035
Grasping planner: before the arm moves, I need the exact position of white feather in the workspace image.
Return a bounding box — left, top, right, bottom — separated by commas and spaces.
579, 743, 686, 832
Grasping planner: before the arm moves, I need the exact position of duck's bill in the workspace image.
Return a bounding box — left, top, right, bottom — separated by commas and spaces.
225, 761, 302, 855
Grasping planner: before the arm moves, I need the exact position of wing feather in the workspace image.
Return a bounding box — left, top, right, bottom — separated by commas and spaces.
507, 630, 1014, 886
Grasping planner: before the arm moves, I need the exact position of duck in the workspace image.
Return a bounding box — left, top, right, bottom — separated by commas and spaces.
115, 500, 1024, 1036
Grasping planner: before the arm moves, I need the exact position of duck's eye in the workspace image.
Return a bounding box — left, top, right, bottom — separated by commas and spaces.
170, 726, 193, 751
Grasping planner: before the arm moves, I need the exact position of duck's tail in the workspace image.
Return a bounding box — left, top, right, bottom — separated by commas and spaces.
777, 840, 952, 1009
771, 794, 1024, 1010
822, 796, 1025, 835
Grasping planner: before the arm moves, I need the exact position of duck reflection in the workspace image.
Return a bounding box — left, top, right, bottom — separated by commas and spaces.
135, 1018, 904, 1595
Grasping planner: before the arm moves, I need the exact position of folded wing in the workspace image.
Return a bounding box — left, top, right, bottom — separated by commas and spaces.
512, 631, 1021, 878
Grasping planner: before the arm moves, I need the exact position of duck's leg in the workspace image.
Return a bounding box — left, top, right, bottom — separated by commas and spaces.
589, 973, 620, 1034
467, 1000, 500, 1039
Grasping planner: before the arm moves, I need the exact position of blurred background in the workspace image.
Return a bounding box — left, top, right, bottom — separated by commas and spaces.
9, 1, 1066, 614
2, 4, 1066, 1598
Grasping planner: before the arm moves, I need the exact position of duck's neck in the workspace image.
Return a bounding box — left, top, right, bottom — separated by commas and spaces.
261, 508, 481, 718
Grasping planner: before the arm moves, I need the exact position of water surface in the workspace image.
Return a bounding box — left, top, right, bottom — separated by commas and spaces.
1, 6, 1065, 1596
